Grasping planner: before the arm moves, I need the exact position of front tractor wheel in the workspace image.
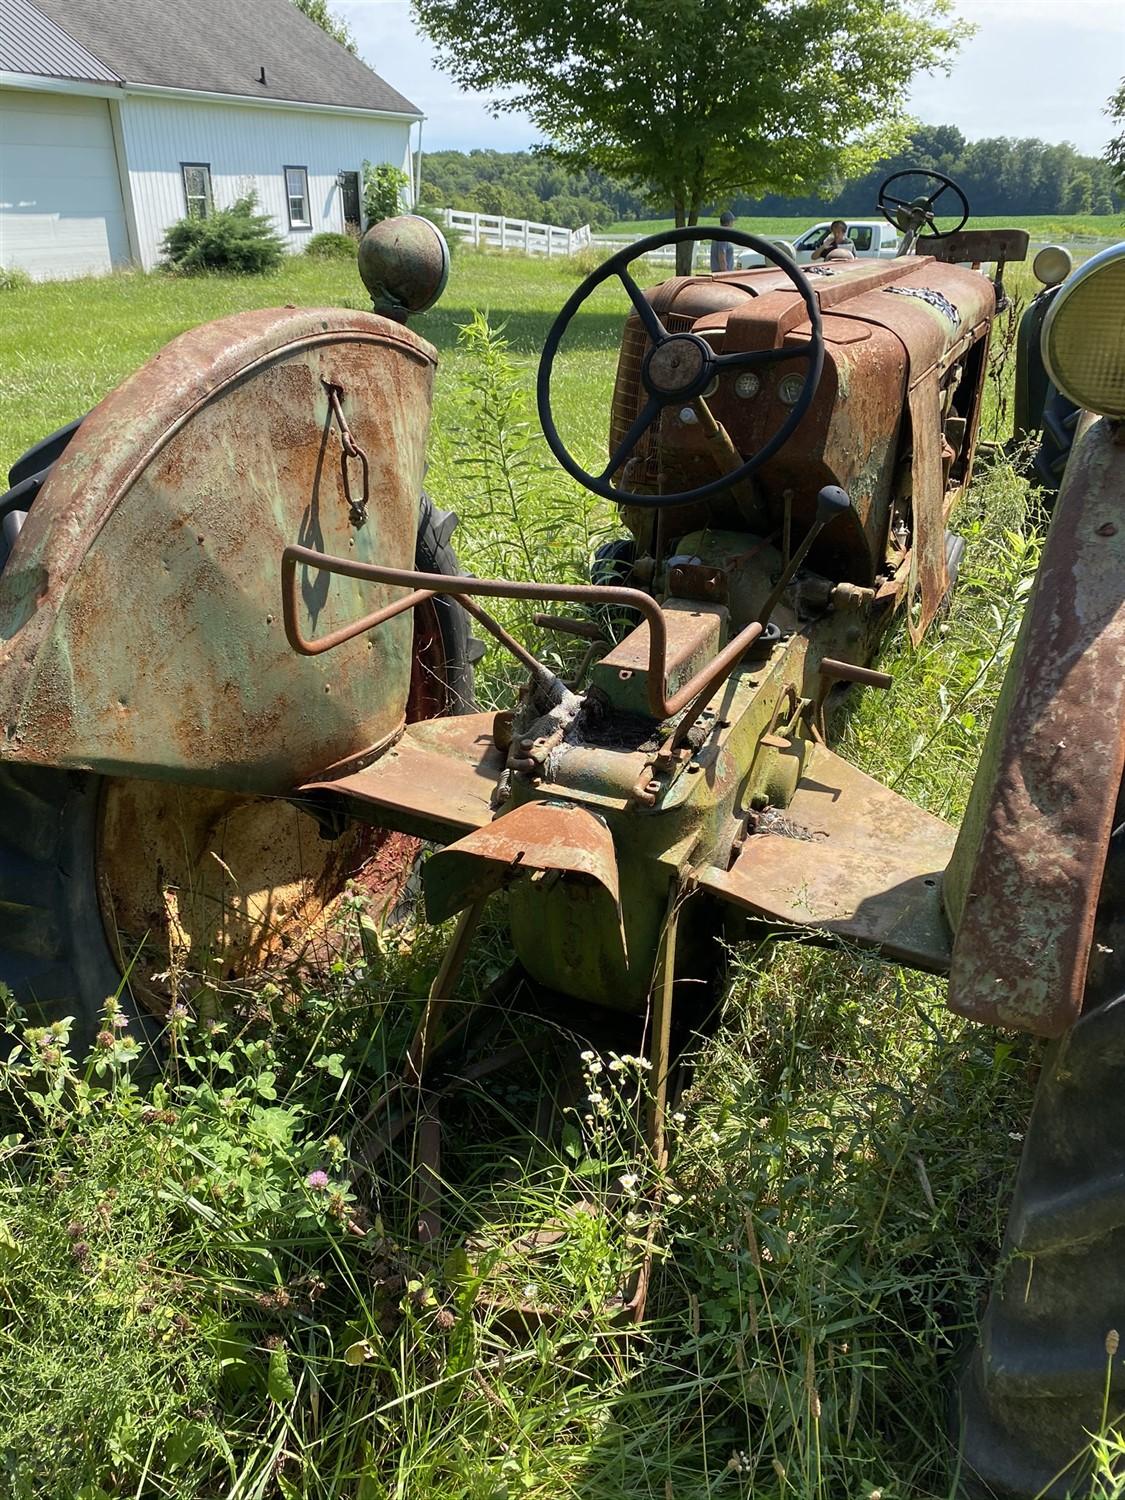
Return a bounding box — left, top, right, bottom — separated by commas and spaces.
0, 498, 475, 1050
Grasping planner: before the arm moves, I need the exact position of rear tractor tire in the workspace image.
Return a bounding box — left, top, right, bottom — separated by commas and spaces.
0, 471, 476, 1051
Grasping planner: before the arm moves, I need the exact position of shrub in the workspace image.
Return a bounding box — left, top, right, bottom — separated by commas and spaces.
363, 160, 410, 224
161, 193, 285, 274
0, 265, 31, 292
304, 230, 356, 261
566, 244, 611, 278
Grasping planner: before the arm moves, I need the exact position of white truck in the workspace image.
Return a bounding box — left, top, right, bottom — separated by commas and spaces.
736, 219, 899, 269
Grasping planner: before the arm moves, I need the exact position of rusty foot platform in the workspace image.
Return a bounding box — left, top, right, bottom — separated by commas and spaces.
695, 744, 955, 972
303, 712, 503, 843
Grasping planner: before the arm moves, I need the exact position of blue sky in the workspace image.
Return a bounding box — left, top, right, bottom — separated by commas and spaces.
340, 0, 1123, 159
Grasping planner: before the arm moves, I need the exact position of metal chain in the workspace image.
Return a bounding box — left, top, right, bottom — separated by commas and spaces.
323, 380, 369, 527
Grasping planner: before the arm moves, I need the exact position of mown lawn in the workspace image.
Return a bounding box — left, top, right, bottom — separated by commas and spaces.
0, 245, 1093, 1499
0, 249, 656, 481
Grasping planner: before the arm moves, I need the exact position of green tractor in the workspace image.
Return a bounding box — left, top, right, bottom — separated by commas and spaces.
1, 175, 1122, 1494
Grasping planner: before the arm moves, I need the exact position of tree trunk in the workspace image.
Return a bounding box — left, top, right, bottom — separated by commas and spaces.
673, 193, 694, 276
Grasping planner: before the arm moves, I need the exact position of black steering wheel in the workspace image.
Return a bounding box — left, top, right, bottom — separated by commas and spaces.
877, 170, 970, 242
536, 226, 824, 509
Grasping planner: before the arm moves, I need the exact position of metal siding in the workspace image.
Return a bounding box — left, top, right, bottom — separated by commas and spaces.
0, 0, 120, 83
0, 86, 129, 277
119, 94, 413, 268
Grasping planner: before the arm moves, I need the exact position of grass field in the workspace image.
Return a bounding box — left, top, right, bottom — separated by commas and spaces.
0, 248, 1110, 1498
603, 212, 1124, 242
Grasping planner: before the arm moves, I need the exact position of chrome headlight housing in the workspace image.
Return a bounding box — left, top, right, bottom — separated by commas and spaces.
1040, 242, 1125, 418
1032, 244, 1072, 287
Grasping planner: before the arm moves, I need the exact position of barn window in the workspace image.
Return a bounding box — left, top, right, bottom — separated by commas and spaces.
285, 166, 311, 229
181, 163, 212, 219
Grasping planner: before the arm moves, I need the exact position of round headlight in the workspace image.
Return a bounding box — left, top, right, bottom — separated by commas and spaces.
1032, 244, 1072, 287
1041, 243, 1125, 419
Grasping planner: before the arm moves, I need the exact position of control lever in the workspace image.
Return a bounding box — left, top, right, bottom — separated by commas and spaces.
756, 485, 852, 628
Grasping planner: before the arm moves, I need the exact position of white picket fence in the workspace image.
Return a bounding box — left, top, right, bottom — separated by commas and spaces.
438, 209, 592, 256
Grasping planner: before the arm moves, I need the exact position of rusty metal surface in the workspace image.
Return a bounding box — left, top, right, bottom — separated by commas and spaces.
282, 546, 764, 720
97, 779, 366, 1009
606, 255, 994, 613
905, 367, 949, 643
945, 416, 1125, 1036
929, 228, 1030, 266
696, 741, 955, 971
0, 307, 437, 793
357, 214, 450, 319
306, 711, 503, 844
424, 798, 624, 935
95, 592, 456, 1012
591, 600, 726, 717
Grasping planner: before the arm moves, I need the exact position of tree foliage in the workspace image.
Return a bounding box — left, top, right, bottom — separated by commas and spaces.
421, 130, 1123, 228
1108, 77, 1125, 189
363, 161, 411, 223
412, 0, 971, 269
291, 0, 356, 53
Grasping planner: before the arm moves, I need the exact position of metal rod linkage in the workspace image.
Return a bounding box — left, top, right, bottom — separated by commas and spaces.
281, 545, 765, 722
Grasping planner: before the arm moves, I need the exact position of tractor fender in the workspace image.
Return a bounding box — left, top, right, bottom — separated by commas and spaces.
0, 307, 436, 793
944, 413, 1125, 1035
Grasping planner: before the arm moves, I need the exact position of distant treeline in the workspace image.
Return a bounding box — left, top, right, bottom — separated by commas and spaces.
420, 125, 1121, 227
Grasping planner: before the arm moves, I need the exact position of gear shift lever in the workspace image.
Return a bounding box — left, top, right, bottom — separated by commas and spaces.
756, 485, 852, 629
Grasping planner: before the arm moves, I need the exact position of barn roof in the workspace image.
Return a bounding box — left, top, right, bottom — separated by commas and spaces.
0, 0, 120, 83
0, 0, 422, 116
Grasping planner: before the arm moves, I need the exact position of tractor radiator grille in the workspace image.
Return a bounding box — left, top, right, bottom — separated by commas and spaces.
609, 312, 697, 488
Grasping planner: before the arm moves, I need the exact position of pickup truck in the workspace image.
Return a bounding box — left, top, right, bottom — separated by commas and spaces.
736, 219, 899, 268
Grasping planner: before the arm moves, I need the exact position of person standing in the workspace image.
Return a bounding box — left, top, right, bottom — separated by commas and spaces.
710, 210, 736, 273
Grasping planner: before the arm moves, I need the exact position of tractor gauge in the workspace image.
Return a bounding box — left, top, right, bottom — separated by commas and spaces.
734, 371, 761, 399
778, 373, 805, 405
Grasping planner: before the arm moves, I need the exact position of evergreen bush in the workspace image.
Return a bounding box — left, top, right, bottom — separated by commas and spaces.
161, 194, 285, 274
304, 231, 356, 260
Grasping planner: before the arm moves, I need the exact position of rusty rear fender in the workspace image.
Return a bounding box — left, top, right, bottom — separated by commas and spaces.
0, 307, 437, 793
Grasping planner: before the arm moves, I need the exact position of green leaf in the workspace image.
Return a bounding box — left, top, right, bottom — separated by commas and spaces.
0, 1218, 19, 1265
267, 1344, 296, 1405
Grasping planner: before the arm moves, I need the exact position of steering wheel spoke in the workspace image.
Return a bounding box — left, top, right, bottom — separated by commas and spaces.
618, 269, 668, 344
715, 342, 814, 371
601, 395, 663, 483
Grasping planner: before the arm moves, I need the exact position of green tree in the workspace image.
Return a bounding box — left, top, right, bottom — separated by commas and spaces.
363, 161, 410, 222
412, 0, 971, 272
1063, 171, 1093, 215
292, 0, 356, 53
1108, 77, 1125, 189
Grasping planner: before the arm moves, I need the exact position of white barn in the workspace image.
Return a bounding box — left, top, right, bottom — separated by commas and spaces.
0, 0, 422, 279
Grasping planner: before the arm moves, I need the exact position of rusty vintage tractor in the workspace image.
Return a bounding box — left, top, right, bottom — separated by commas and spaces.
0, 174, 1122, 1494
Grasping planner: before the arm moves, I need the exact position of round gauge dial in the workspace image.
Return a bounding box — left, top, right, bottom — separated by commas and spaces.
734, 371, 761, 399
778, 373, 805, 406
